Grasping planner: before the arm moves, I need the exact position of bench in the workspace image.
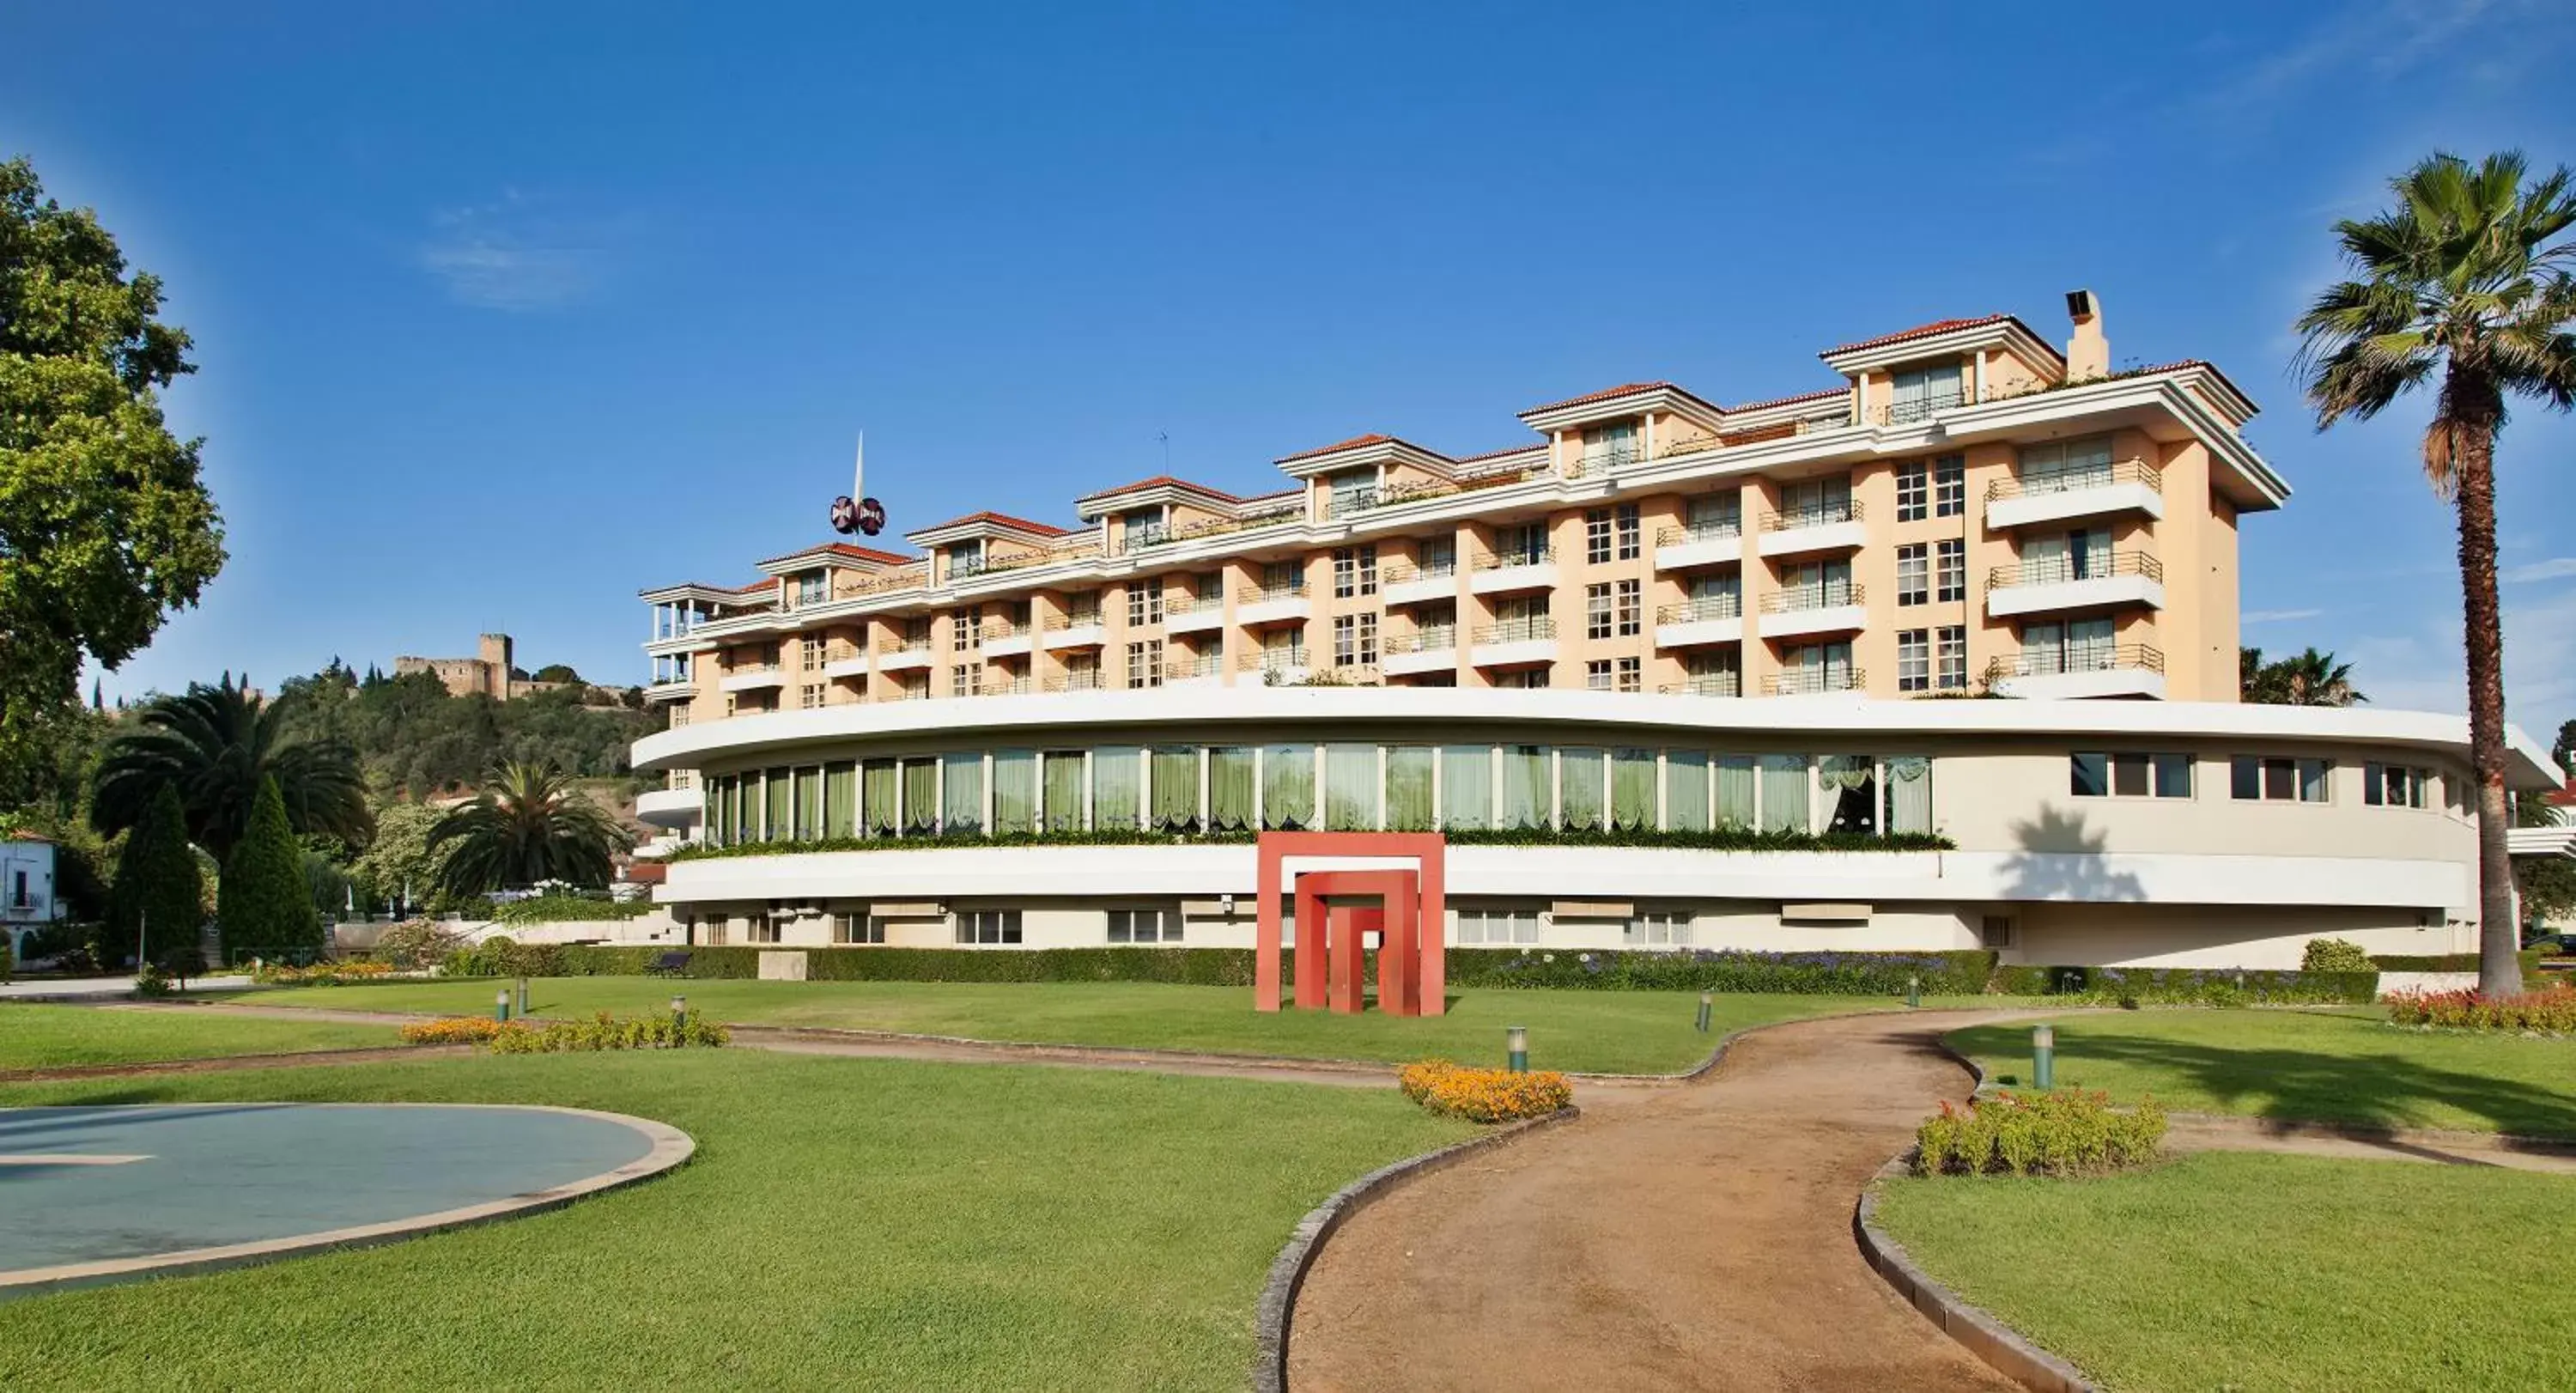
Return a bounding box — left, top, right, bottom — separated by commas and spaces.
647, 951, 692, 977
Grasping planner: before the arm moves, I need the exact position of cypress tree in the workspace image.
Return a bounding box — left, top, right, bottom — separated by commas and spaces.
107, 783, 204, 970
218, 776, 322, 959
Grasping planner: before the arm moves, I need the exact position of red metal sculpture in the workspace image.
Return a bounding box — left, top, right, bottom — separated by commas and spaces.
1254, 832, 1446, 1017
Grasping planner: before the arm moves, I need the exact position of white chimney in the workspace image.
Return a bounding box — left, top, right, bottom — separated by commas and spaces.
2065, 289, 2108, 381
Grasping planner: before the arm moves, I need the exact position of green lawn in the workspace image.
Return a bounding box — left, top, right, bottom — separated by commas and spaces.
1874, 1152, 2576, 1392
0, 1003, 396, 1070
210, 978, 1929, 1074
1947, 1007, 2576, 1137
0, 1050, 1472, 1390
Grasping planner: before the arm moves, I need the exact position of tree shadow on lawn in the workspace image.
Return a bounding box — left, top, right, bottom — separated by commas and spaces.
1946, 1025, 2576, 1140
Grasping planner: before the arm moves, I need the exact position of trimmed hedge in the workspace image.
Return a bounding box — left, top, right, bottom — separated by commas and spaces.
667, 825, 1953, 863
1989, 964, 2378, 1006
491, 895, 658, 927
2369, 951, 2549, 976
1458, 948, 1995, 995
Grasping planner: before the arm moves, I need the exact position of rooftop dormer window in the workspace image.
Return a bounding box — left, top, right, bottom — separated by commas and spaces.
793, 571, 828, 608
1579, 420, 1639, 472
1886, 362, 1966, 424
946, 539, 987, 580
1327, 470, 1377, 520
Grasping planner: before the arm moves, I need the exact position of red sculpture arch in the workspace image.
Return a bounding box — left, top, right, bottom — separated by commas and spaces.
1254, 832, 1446, 1017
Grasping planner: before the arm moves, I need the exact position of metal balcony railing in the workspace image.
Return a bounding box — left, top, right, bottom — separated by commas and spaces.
1569, 444, 1643, 477
1660, 674, 1742, 698
1764, 666, 1864, 696
1042, 611, 1103, 631
1167, 654, 1224, 680
981, 621, 1032, 642
1120, 526, 1170, 555
1656, 520, 1742, 547
1236, 580, 1309, 605
972, 678, 1033, 698
1473, 617, 1556, 646
1759, 582, 1863, 613
1381, 557, 1459, 586
1658, 595, 1743, 624
1384, 626, 1457, 654
1869, 388, 1971, 426
1987, 551, 2164, 589
1236, 648, 1311, 673
1475, 547, 1554, 571
1043, 671, 1103, 693
2008, 643, 2165, 678
877, 639, 933, 658
1759, 499, 1862, 532
1325, 487, 1380, 519
1985, 459, 2163, 502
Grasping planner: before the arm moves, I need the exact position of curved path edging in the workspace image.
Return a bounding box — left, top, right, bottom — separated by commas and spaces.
0, 1104, 695, 1297
0, 1043, 475, 1085
1852, 1155, 2098, 1393
1250, 1106, 1577, 1393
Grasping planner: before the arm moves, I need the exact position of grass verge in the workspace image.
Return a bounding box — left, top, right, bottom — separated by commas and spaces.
0, 1003, 395, 1070
0, 1050, 1471, 1390
1945, 1007, 2576, 1136
1874, 1152, 2576, 1392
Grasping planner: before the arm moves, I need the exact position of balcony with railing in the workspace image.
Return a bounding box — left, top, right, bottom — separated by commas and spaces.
1468, 616, 1556, 667
1985, 459, 2166, 529
1043, 669, 1104, 694
718, 663, 787, 693
970, 676, 1034, 698
1382, 624, 1459, 677
1654, 520, 1743, 571
1236, 648, 1312, 682
1040, 611, 1105, 649
1659, 672, 1742, 698
1754, 499, 1867, 558
1568, 443, 1643, 477
820, 642, 871, 679
1754, 581, 1866, 639
635, 782, 704, 827
1165, 593, 1229, 635
979, 621, 1035, 659
874, 638, 935, 672
1984, 551, 2166, 618
1381, 557, 1461, 605
1994, 642, 2166, 700
1654, 593, 1746, 649
1324, 485, 1380, 520
1764, 666, 1865, 696
1166, 651, 1226, 687
1868, 386, 1972, 426
1468, 545, 1556, 596
1120, 523, 1172, 556
1234, 580, 1310, 627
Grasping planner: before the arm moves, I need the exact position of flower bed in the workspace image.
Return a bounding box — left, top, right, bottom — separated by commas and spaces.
1988, 964, 2374, 1006
252, 960, 396, 987
2385, 987, 2576, 1033
485, 1009, 729, 1053
398, 1016, 523, 1045
1397, 1059, 1571, 1122
1913, 1089, 2166, 1177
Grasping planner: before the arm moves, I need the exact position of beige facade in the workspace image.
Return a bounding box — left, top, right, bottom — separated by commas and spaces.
643, 299, 2280, 728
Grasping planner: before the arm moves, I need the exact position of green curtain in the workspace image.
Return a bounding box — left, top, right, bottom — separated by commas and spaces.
794, 767, 822, 840
825, 763, 856, 839
1502, 745, 1550, 829
1559, 748, 1604, 830
941, 752, 984, 834
902, 756, 939, 835
1151, 746, 1200, 831
707, 775, 730, 845
1716, 756, 1756, 827
992, 750, 1036, 834
862, 760, 898, 837
1385, 746, 1434, 830
1439, 745, 1490, 830
1209, 746, 1255, 830
1326, 744, 1376, 830
1664, 752, 1710, 831
1262, 744, 1314, 830
1886, 755, 1933, 834
764, 769, 790, 841
1044, 751, 1086, 830
1611, 749, 1656, 830
1092, 747, 1141, 830
1759, 754, 1808, 834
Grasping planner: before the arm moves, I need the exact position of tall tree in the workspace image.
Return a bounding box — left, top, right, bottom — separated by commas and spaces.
2296, 149, 2576, 996
217, 776, 321, 959
91, 675, 372, 861
431, 762, 631, 897
0, 156, 227, 794
106, 782, 201, 970
2239, 647, 2367, 707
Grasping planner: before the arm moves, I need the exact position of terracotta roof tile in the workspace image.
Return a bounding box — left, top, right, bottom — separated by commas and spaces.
1821, 315, 2008, 356
1523, 380, 1672, 414
1724, 386, 1849, 414
1075, 474, 1245, 504
759, 541, 915, 569
1275, 432, 1399, 464
914, 509, 1072, 538
1451, 443, 1546, 465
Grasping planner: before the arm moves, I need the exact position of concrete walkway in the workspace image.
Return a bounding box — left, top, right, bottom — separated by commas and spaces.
0, 976, 251, 1001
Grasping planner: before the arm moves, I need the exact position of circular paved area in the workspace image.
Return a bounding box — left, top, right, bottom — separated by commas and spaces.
1289, 1011, 2021, 1392
0, 1104, 690, 1296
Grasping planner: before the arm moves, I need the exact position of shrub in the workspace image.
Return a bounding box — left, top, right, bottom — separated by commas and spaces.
2385, 987, 2576, 1033
373, 919, 470, 970
2300, 937, 2374, 974
440, 935, 568, 980
1987, 964, 2375, 1006
1398, 1059, 1573, 1123
219, 776, 323, 958
131, 963, 173, 999
490, 895, 655, 927
251, 959, 395, 986
1913, 1090, 2166, 1177
2368, 950, 2549, 976
483, 1009, 729, 1053
399, 1016, 526, 1045
1464, 948, 1993, 995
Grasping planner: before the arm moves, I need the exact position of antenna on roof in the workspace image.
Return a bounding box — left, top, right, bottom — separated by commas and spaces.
854, 430, 865, 502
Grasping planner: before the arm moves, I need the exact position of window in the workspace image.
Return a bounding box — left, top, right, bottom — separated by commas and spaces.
954, 909, 1024, 946
1897, 544, 1929, 606
1624, 909, 1692, 948
1686, 492, 1741, 533
796, 572, 828, 606
1107, 907, 1182, 944
1333, 544, 1379, 598
1935, 626, 1968, 691
1583, 504, 1641, 563
1496, 668, 1549, 690
1328, 471, 1377, 517
1616, 503, 1641, 559
1125, 642, 1162, 690
747, 912, 779, 945
1896, 461, 1929, 521
1455, 908, 1542, 946
832, 912, 885, 945
1889, 362, 1965, 423
1586, 583, 1614, 640
2071, 752, 2194, 798
1586, 508, 1613, 564
1580, 421, 1638, 471
951, 617, 981, 654
1778, 475, 1852, 527
1897, 630, 1929, 692
2364, 763, 2429, 808
1497, 522, 1548, 566
1126, 583, 1163, 627
1613, 580, 1640, 636
1980, 915, 2015, 950
1933, 454, 1965, 517
1333, 613, 1378, 667
799, 636, 824, 670
950, 664, 975, 696
799, 683, 825, 709
1935, 539, 1965, 602
1585, 658, 1641, 692
2017, 437, 2114, 494
1419, 537, 1456, 575
2232, 756, 2332, 803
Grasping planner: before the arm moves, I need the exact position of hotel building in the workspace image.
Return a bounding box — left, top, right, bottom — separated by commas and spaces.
629, 295, 2561, 968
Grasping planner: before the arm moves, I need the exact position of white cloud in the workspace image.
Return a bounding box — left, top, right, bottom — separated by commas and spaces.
2504, 557, 2576, 584
2196, 0, 2511, 118
2344, 585, 2576, 722
417, 192, 617, 312
2242, 607, 2324, 624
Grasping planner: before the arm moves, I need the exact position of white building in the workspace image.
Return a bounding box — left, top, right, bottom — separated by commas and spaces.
2, 835, 58, 965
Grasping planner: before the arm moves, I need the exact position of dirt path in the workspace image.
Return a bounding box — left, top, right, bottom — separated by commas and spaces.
1289, 1010, 2021, 1393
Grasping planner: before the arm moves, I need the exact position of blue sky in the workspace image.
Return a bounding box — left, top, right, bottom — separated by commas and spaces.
11, 1, 2575, 723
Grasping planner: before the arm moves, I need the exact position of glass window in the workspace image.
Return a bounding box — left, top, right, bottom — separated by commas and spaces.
1093, 747, 1142, 830
1884, 757, 1933, 833
954, 909, 1023, 946
1820, 755, 1878, 835
1896, 462, 1928, 522
1935, 539, 1965, 602
1665, 751, 1710, 831
1502, 745, 1552, 829
1126, 641, 1162, 690
2299, 758, 2332, 803
1441, 745, 1492, 830
1686, 493, 1740, 532
1586, 583, 1615, 640
825, 763, 857, 839
1208, 746, 1255, 831
1936, 626, 1968, 691
1898, 630, 1929, 692
941, 752, 983, 834
2111, 751, 2150, 798
2152, 753, 2193, 799
1897, 544, 1929, 606
1333, 545, 1378, 598
765, 770, 790, 841
1558, 748, 1606, 830
863, 759, 898, 836
1151, 746, 1200, 831
2070, 752, 2110, 797
1611, 749, 1656, 830
2231, 755, 2263, 801
832, 912, 884, 945
1455, 908, 1542, 946
1933, 454, 1965, 516
1326, 744, 1377, 830
1043, 751, 1086, 831
1716, 755, 1757, 826
1758, 755, 1808, 833
1107, 908, 1182, 944
1623, 909, 1692, 947
1262, 744, 1315, 830
991, 751, 1036, 835
1385, 746, 1435, 830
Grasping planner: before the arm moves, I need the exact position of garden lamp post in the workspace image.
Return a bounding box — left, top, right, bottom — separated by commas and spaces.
1906, 975, 1921, 1010
516, 976, 530, 1018
495, 988, 512, 1023
671, 994, 687, 1037
1505, 1025, 1528, 1073
2032, 1024, 2055, 1090
1695, 989, 1713, 1034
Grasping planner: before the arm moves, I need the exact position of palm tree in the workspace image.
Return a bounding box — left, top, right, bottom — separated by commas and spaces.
430, 762, 632, 897
91, 674, 373, 861
2239, 647, 2366, 707
2296, 149, 2576, 996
